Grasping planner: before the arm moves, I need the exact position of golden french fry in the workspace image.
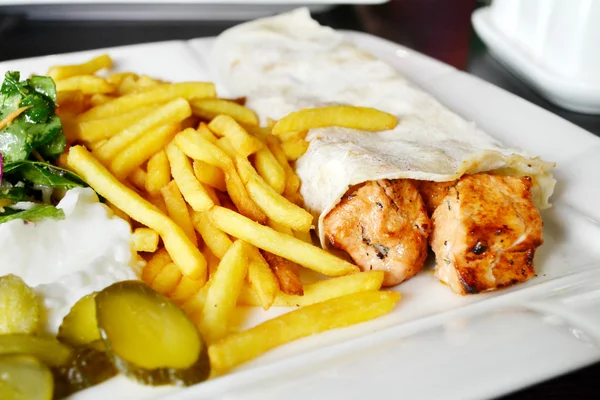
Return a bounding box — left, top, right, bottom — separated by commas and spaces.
165, 142, 214, 212
94, 98, 191, 163
190, 98, 259, 127
224, 167, 267, 224
280, 138, 309, 161
107, 72, 138, 86
240, 271, 385, 307
208, 115, 263, 157
56, 90, 85, 107
150, 262, 182, 296
209, 206, 358, 277
116, 75, 139, 95
260, 251, 303, 296
174, 129, 232, 170
141, 248, 171, 285
254, 146, 286, 194
278, 130, 308, 143
169, 276, 205, 305
74, 105, 156, 143
199, 240, 249, 342
110, 123, 178, 180
132, 227, 160, 252
56, 75, 115, 95
294, 228, 313, 245
89, 94, 114, 107
245, 174, 313, 232
267, 219, 293, 236
246, 246, 279, 309
128, 167, 146, 191
161, 180, 197, 246
266, 135, 301, 199
201, 184, 220, 205
181, 282, 210, 324
48, 54, 112, 81
203, 245, 221, 277
272, 105, 398, 135
197, 122, 218, 142
193, 160, 226, 192
180, 116, 199, 130
66, 146, 206, 281
78, 82, 215, 122
145, 150, 171, 195
107, 201, 130, 223
146, 192, 168, 215
191, 211, 232, 259
209, 291, 400, 371
137, 75, 162, 87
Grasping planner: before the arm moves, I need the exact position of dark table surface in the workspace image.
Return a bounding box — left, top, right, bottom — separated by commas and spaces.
1, 3, 599, 399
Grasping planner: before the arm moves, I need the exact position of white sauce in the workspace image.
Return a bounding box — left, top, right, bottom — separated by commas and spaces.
0, 188, 138, 334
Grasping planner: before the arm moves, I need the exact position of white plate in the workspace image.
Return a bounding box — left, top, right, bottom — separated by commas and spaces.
2, 31, 600, 400
472, 6, 600, 114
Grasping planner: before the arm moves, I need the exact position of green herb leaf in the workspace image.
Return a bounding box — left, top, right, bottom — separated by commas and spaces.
0, 204, 64, 224
0, 187, 28, 202
4, 161, 87, 189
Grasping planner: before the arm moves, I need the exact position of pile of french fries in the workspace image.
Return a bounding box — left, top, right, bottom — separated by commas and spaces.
50, 54, 400, 372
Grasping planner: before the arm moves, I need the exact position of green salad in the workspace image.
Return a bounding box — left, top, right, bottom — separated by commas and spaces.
0, 71, 87, 223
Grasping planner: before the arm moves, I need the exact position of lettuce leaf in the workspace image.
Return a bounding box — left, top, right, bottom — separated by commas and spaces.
0, 205, 64, 224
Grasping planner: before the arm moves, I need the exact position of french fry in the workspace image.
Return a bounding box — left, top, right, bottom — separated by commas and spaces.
150, 262, 182, 296
146, 192, 168, 215
180, 116, 199, 130
145, 150, 171, 195
294, 229, 313, 244
280, 138, 309, 161
267, 219, 293, 236
137, 75, 162, 88
77, 82, 215, 122
209, 291, 400, 371
224, 167, 267, 224
190, 98, 259, 127
107, 201, 130, 223
239, 271, 385, 307
208, 115, 263, 157
181, 282, 210, 324
165, 142, 214, 212
94, 98, 191, 163
47, 54, 112, 81
245, 174, 313, 232
170, 276, 205, 305
260, 251, 303, 296
73, 105, 156, 143
128, 167, 146, 191
199, 240, 249, 342
56, 90, 86, 110
174, 129, 232, 170
253, 146, 286, 194
191, 211, 232, 259
278, 130, 308, 143
56, 75, 115, 95
87, 140, 107, 151
204, 245, 221, 277
66, 146, 206, 281
116, 75, 139, 95
132, 227, 160, 252
201, 184, 220, 205
193, 160, 226, 192
161, 180, 197, 246
197, 122, 218, 142
110, 123, 178, 180
272, 105, 398, 135
208, 206, 358, 277
89, 94, 114, 107
141, 248, 171, 285
246, 246, 279, 309
107, 72, 138, 86
266, 135, 301, 199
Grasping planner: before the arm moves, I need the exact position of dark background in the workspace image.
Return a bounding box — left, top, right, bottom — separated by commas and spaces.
1, 1, 599, 398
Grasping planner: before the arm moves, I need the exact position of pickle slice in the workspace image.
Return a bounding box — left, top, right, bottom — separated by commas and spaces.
57, 293, 101, 347
54, 346, 117, 396
0, 355, 53, 400
95, 280, 210, 386
0, 334, 73, 367
0, 274, 40, 335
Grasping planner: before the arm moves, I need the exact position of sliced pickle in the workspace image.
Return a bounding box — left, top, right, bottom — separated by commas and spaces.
0, 355, 53, 400
54, 346, 117, 395
58, 293, 101, 347
0, 334, 73, 367
95, 280, 210, 386
0, 274, 40, 335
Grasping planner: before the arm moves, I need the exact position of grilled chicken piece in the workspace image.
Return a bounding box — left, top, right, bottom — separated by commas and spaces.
323, 179, 430, 286
430, 174, 543, 295
413, 180, 457, 215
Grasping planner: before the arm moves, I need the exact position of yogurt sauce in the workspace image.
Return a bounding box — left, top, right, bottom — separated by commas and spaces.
0, 187, 138, 334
